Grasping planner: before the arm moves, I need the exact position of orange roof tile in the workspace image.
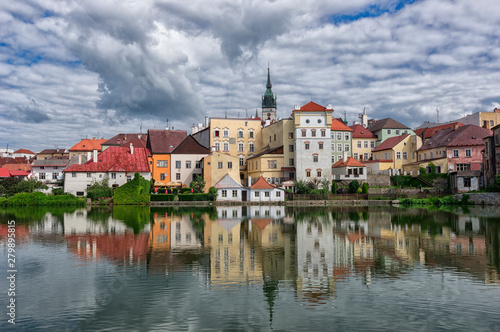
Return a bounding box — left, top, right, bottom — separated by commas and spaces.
331, 118, 353, 131
332, 157, 366, 168
14, 149, 35, 154
349, 124, 377, 138
296, 101, 333, 112
69, 138, 107, 152
250, 176, 274, 189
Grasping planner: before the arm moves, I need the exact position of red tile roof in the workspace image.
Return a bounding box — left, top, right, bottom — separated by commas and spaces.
9, 170, 31, 177
372, 134, 409, 152
250, 176, 274, 189
38, 149, 66, 154
120, 137, 148, 149
296, 101, 333, 112
147, 130, 187, 154
2, 164, 31, 171
0, 168, 10, 178
64, 146, 150, 173
414, 122, 464, 140
69, 138, 107, 152
331, 118, 353, 131
332, 157, 366, 168
14, 149, 35, 154
171, 135, 211, 155
0, 157, 29, 166
103, 133, 147, 146
419, 125, 492, 151
349, 124, 377, 138
368, 118, 410, 132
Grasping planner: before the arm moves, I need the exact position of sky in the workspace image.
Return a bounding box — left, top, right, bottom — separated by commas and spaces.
1, 0, 500, 152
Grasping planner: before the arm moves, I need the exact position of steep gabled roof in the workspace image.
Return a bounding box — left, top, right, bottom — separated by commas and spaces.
296, 101, 333, 112
69, 138, 107, 152
419, 125, 492, 151
171, 135, 211, 155
0, 168, 10, 178
2, 164, 30, 171
368, 118, 410, 132
14, 149, 35, 154
250, 176, 274, 189
63, 146, 150, 173
103, 133, 147, 146
331, 118, 353, 131
120, 137, 148, 149
414, 122, 464, 140
147, 130, 187, 154
9, 170, 30, 177
372, 134, 409, 152
214, 173, 243, 189
349, 124, 377, 138
38, 149, 66, 154
332, 157, 366, 168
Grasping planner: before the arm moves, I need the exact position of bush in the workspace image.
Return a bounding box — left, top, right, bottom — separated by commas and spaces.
190, 175, 206, 193
0, 178, 48, 195
348, 180, 360, 194
208, 186, 218, 200
361, 183, 368, 194
178, 193, 211, 201
113, 173, 150, 205
150, 194, 176, 201
331, 182, 337, 194
180, 188, 192, 194
86, 179, 113, 200
51, 187, 64, 195
294, 180, 311, 194
0, 192, 85, 207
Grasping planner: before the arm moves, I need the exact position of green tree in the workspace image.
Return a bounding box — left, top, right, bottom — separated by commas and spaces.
87, 179, 113, 200
348, 180, 360, 194
320, 178, 331, 194
293, 180, 311, 194
208, 186, 218, 200
361, 182, 368, 194
189, 175, 206, 193
331, 181, 337, 194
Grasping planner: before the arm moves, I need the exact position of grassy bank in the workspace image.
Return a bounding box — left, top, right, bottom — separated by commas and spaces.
399, 194, 472, 206
0, 192, 85, 207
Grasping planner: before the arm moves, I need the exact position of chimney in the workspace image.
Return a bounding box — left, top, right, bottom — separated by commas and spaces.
87, 151, 91, 162
93, 149, 98, 162
343, 151, 348, 161
494, 108, 500, 113
130, 143, 134, 155
248, 175, 252, 187
453, 124, 459, 130
205, 116, 209, 127
78, 154, 82, 164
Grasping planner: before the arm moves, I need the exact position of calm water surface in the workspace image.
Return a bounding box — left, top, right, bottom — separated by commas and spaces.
1, 205, 500, 331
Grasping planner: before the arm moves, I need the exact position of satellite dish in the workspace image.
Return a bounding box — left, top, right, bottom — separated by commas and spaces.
448, 154, 452, 158
449, 165, 454, 170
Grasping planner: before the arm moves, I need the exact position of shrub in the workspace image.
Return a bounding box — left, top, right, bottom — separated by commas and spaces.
51, 187, 64, 195
331, 182, 337, 194
150, 194, 176, 201
178, 193, 211, 201
361, 183, 368, 194
0, 192, 85, 207
87, 179, 113, 200
294, 180, 311, 194
348, 180, 360, 194
190, 175, 206, 193
208, 186, 218, 200
113, 173, 150, 205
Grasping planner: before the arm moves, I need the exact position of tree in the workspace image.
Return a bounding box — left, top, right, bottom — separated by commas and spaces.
307, 177, 321, 190
320, 178, 331, 194
190, 175, 206, 193
0, 178, 47, 195
348, 180, 360, 194
208, 186, 218, 200
293, 180, 311, 194
87, 179, 113, 200
331, 181, 337, 194
361, 182, 368, 194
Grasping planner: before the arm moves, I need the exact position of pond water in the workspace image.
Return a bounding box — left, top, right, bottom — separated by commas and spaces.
1, 205, 499, 331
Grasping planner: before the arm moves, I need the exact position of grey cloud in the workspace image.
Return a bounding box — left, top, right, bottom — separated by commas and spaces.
10, 96, 50, 123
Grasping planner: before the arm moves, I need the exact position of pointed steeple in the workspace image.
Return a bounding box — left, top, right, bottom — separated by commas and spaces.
262, 68, 277, 109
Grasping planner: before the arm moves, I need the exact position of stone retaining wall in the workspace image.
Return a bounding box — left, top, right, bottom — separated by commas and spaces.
367, 174, 391, 187
453, 193, 500, 206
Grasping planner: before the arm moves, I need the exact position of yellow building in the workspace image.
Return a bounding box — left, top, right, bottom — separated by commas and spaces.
247, 146, 284, 185
455, 108, 500, 129
371, 134, 421, 175
349, 124, 377, 161
261, 119, 296, 181
203, 152, 241, 190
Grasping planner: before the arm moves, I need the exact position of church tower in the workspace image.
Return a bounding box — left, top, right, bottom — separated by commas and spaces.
262, 68, 277, 122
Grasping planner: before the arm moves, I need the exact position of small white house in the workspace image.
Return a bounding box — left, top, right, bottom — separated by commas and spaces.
331, 157, 367, 181
214, 173, 247, 202
31, 158, 69, 187
249, 176, 285, 202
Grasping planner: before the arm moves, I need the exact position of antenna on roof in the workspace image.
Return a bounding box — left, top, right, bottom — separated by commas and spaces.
140, 123, 143, 134
245, 109, 248, 117
166, 118, 169, 130
225, 111, 227, 118
436, 108, 439, 123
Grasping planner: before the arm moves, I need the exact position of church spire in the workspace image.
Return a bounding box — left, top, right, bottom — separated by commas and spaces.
262, 68, 277, 109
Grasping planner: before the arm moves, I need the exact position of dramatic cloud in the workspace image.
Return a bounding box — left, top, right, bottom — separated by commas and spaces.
1, 0, 500, 151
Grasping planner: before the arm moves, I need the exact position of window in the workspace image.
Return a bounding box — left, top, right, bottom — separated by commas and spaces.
111, 173, 116, 179
176, 173, 181, 180
331, 143, 335, 152
456, 163, 468, 171
175, 161, 181, 168
160, 174, 166, 180
337, 143, 342, 152
239, 157, 244, 166
238, 143, 244, 152
403, 152, 408, 160
40, 166, 44, 170
249, 131, 254, 139
337, 133, 342, 140
268, 160, 277, 169
186, 161, 191, 168
288, 132, 294, 139
196, 161, 202, 168
87, 173, 91, 178
289, 158, 294, 166
214, 129, 220, 137
127, 175, 131, 182
232, 190, 238, 198
222, 190, 227, 198
274, 134, 276, 141
344, 144, 350, 152
332, 156, 336, 162
227, 162, 233, 169
319, 143, 324, 150
321, 130, 326, 137
157, 160, 168, 167
249, 143, 255, 152
396, 130, 400, 135
306, 170, 311, 177
364, 153, 369, 160
490, 120, 494, 126
371, 141, 375, 149
214, 142, 220, 151
387, 129, 392, 134
465, 149, 471, 157
289, 145, 294, 152
311, 130, 316, 137
317, 170, 322, 177
301, 130, 306, 137
223, 130, 229, 137
357, 141, 362, 148
218, 162, 223, 169
39, 173, 45, 180
238, 130, 244, 138
436, 165, 441, 173
313, 155, 318, 162
72, 172, 76, 178
223, 142, 229, 151
305, 143, 310, 150
254, 191, 259, 197
345, 133, 349, 141
265, 191, 270, 198
453, 149, 459, 157
364, 141, 368, 148
396, 152, 401, 159
463, 177, 471, 187
354, 153, 358, 159
276, 191, 281, 197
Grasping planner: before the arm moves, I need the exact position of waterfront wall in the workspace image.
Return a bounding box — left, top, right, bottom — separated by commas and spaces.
454, 193, 500, 206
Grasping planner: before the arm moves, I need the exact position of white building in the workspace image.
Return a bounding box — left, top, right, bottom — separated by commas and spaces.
214, 173, 247, 202
170, 135, 210, 186
31, 158, 69, 187
331, 157, 367, 181
248, 176, 285, 202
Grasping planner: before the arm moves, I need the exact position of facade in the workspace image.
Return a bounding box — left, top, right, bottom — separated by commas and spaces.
483, 124, 500, 186
261, 119, 295, 182
203, 152, 241, 190
367, 118, 415, 146
293, 102, 333, 183
247, 146, 284, 186
331, 157, 367, 181
416, 125, 492, 173
13, 149, 35, 159
170, 135, 210, 187
101, 133, 147, 151
214, 173, 246, 202
147, 129, 187, 186
454, 108, 500, 129
331, 118, 353, 163
68, 138, 107, 164
63, 146, 151, 196
450, 171, 481, 193
349, 124, 377, 161
248, 176, 285, 202
372, 134, 422, 175
36, 149, 67, 160
31, 158, 69, 186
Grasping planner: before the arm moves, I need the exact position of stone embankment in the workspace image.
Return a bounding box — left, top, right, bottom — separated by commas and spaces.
453, 193, 500, 206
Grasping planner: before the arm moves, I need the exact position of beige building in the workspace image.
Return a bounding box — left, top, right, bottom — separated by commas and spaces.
203, 152, 241, 190
371, 134, 422, 175
349, 124, 377, 161
247, 146, 284, 186
261, 118, 295, 182
455, 108, 500, 129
